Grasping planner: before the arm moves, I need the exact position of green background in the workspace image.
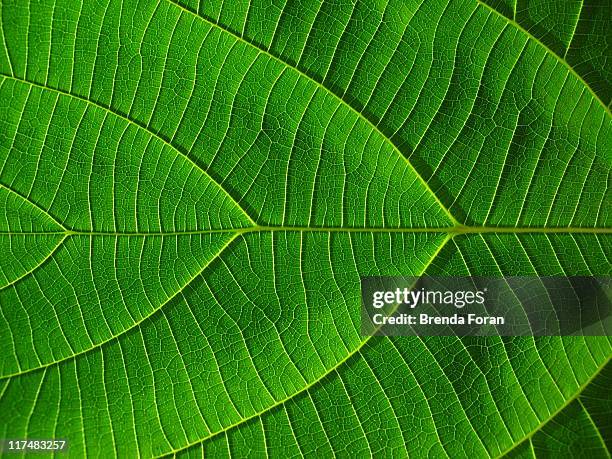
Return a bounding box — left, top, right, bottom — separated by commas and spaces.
0, 0, 610, 456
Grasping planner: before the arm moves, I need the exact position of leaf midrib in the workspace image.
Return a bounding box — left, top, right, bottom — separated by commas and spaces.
2, 226, 611, 236
2, 222, 609, 458
1, 2, 610, 455
1, 226, 609, 431
3, 0, 610, 242
4, 224, 607, 373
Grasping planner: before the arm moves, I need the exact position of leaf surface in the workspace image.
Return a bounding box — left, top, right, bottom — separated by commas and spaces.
0, 0, 610, 457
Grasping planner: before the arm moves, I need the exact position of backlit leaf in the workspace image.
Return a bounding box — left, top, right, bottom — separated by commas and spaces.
0, 0, 609, 457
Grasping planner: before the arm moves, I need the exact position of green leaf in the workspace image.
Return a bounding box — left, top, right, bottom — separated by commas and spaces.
0, 0, 610, 457
505, 361, 611, 458
479, 0, 612, 111
0, 184, 65, 289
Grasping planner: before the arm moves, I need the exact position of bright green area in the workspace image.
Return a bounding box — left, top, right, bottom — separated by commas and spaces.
0, 0, 610, 457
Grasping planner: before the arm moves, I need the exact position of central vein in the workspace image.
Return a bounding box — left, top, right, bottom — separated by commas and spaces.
2, 225, 610, 237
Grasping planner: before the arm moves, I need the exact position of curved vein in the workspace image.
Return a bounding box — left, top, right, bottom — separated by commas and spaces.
495, 357, 611, 458
0, 183, 67, 232
0, 234, 67, 291
150, 234, 453, 457
163, 0, 458, 226
476, 0, 611, 117
0, 74, 257, 228
0, 232, 241, 381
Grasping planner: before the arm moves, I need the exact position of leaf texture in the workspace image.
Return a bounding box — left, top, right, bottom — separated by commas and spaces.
0, 0, 610, 457
480, 0, 612, 110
